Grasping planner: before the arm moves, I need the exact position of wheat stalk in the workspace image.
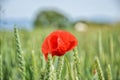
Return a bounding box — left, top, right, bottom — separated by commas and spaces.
107, 64, 112, 80
64, 56, 73, 80
94, 57, 104, 80
31, 50, 38, 80
49, 63, 56, 80
40, 68, 45, 80
73, 47, 81, 80
44, 54, 54, 80
98, 31, 105, 62
56, 57, 64, 80
14, 27, 25, 80
98, 31, 103, 56
109, 35, 114, 65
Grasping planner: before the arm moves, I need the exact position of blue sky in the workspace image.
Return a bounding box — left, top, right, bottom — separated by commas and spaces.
1, 0, 120, 21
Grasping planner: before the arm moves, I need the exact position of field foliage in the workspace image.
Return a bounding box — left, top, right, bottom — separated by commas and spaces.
0, 25, 120, 80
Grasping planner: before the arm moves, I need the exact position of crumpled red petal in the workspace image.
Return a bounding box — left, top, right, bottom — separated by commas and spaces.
42, 30, 78, 60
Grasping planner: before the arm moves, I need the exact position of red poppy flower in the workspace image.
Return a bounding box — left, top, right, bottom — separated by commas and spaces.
41, 30, 78, 60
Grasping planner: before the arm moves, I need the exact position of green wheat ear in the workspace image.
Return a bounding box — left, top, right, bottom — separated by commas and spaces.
0, 55, 2, 80
56, 57, 64, 80
107, 64, 112, 80
40, 68, 45, 80
44, 54, 55, 80
73, 47, 81, 80
14, 27, 26, 80
94, 57, 104, 80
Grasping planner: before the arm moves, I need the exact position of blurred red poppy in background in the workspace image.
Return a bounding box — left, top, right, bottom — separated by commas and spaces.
41, 30, 78, 60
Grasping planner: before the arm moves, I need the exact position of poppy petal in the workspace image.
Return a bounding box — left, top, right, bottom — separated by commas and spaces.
41, 30, 78, 60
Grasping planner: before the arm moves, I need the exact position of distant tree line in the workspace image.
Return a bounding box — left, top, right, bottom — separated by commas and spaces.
34, 10, 71, 29
33, 9, 117, 29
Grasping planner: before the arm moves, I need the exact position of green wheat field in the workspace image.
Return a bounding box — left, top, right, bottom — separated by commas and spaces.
0, 25, 120, 80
